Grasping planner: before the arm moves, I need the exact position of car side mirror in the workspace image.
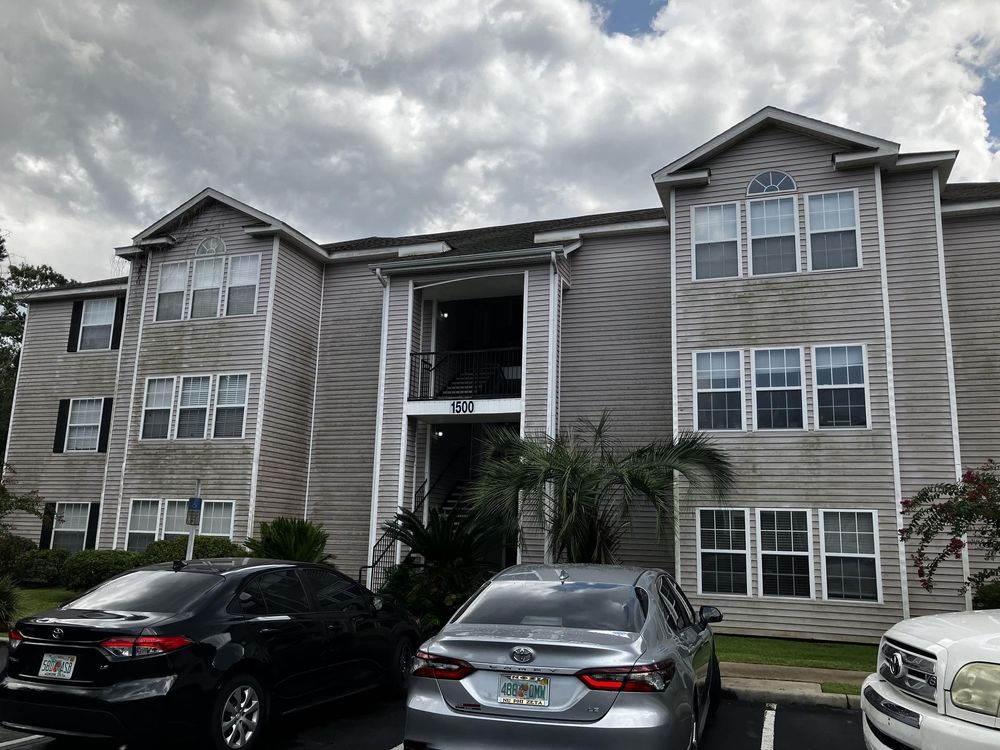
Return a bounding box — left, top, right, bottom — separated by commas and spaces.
699, 605, 723, 625
371, 595, 384, 611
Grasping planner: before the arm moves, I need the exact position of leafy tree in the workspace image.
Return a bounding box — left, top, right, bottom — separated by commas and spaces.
469, 411, 735, 564
899, 460, 1000, 593
0, 464, 45, 536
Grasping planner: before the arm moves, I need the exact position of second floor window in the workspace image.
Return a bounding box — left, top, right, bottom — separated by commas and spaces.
753, 348, 804, 430
748, 197, 798, 275
66, 398, 104, 451
814, 345, 868, 428
214, 374, 249, 438
191, 258, 224, 319
79, 298, 116, 350
808, 191, 859, 270
142, 377, 175, 439
227, 255, 260, 316
156, 262, 188, 321
176, 376, 212, 439
695, 351, 743, 430
693, 203, 740, 280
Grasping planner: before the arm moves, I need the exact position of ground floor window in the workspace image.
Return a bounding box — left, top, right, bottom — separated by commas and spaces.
126, 499, 162, 552
757, 509, 813, 598
127, 498, 235, 550
698, 508, 750, 595
51, 502, 91, 551
820, 510, 880, 602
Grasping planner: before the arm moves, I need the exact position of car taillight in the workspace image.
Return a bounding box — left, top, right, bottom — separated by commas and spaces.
411, 650, 475, 680
577, 659, 676, 692
100, 635, 192, 658
8, 630, 23, 650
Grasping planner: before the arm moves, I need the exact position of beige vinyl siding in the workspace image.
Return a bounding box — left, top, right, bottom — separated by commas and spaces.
254, 242, 324, 528
672, 126, 902, 642
559, 232, 673, 569
7, 297, 119, 543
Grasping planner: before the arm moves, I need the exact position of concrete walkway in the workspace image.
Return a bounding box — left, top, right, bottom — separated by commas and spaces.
720, 661, 868, 709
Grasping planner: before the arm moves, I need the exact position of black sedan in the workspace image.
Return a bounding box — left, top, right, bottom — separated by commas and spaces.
0, 558, 419, 749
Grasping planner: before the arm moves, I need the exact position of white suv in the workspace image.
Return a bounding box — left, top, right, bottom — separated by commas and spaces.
862, 610, 1000, 750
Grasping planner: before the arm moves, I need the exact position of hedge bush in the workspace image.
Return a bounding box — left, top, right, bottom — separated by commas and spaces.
14, 549, 71, 587
0, 534, 36, 572
62, 550, 143, 592
0, 575, 21, 630
142, 535, 246, 565
973, 581, 1000, 610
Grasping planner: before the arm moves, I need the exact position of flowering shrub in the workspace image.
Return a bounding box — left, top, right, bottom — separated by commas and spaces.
899, 460, 1000, 594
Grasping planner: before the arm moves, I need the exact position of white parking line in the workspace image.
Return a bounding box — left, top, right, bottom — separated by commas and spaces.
760, 702, 777, 750
0, 737, 45, 749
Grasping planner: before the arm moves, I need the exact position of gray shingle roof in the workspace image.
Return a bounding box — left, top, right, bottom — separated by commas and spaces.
941, 183, 1000, 203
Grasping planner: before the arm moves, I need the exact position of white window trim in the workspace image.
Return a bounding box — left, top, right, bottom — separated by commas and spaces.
696, 507, 752, 597
198, 500, 236, 538
140, 376, 177, 441
755, 507, 815, 600
692, 349, 746, 432
159, 498, 234, 540
154, 260, 190, 323
811, 343, 872, 430
804, 188, 863, 272
212, 372, 251, 439
161, 498, 190, 539
174, 374, 214, 440
750, 346, 809, 432
689, 202, 743, 282
52, 501, 91, 552
125, 498, 163, 551
746, 195, 802, 277
65, 397, 104, 452
190, 257, 225, 319
78, 297, 116, 351
222, 253, 262, 318
818, 509, 883, 604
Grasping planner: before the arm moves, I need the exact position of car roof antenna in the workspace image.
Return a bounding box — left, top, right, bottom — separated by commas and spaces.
172, 559, 187, 571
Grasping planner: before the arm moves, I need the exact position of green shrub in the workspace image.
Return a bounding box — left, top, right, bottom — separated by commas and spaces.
142, 535, 246, 565
0, 534, 36, 572
14, 549, 71, 587
0, 575, 21, 629
973, 581, 1000, 610
245, 518, 333, 563
62, 550, 143, 592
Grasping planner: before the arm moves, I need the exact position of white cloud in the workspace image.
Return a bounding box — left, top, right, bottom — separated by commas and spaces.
0, 0, 998, 281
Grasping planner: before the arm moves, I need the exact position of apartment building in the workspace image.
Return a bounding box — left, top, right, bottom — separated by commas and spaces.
7, 107, 999, 642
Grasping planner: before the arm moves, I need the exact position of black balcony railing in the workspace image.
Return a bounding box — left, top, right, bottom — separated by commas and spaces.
409, 348, 522, 400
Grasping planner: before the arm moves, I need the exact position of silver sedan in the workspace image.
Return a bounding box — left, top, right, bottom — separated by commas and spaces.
404, 564, 723, 749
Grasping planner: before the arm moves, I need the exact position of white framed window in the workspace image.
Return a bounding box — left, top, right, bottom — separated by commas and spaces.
807, 190, 861, 271
126, 498, 162, 552
175, 376, 212, 440
756, 509, 814, 599
820, 510, 881, 602
752, 348, 806, 430
79, 298, 116, 351
747, 170, 796, 195
141, 377, 176, 440
156, 261, 189, 322
813, 345, 869, 429
225, 254, 260, 316
190, 258, 224, 319
51, 502, 90, 552
213, 374, 249, 438
162, 499, 190, 540
692, 203, 741, 280
697, 508, 751, 596
747, 196, 799, 276
65, 398, 104, 451
694, 351, 744, 431
200, 501, 235, 537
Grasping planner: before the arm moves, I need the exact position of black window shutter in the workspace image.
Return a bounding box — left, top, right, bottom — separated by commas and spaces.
111, 296, 126, 350
39, 503, 56, 549
98, 398, 114, 453
85, 503, 101, 549
67, 301, 83, 352
53, 399, 70, 453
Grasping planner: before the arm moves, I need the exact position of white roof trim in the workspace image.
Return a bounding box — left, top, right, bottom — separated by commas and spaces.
940, 199, 1000, 217
18, 283, 128, 302
395, 241, 452, 257
533, 218, 668, 244
652, 169, 711, 188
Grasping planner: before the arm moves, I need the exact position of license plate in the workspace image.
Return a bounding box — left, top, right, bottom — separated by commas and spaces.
38, 653, 76, 680
498, 674, 550, 706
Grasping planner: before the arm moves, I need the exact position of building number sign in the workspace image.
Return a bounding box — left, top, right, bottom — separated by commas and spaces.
450, 400, 475, 414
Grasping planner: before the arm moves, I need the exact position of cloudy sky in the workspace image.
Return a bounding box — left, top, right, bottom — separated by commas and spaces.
2, 0, 999, 281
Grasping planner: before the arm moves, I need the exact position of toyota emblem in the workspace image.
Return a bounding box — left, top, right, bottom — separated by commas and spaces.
887, 652, 904, 678
52, 628, 64, 640
511, 647, 535, 664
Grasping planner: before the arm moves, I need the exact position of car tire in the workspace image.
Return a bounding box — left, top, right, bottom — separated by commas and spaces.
709, 654, 722, 716
384, 637, 415, 696
210, 673, 268, 750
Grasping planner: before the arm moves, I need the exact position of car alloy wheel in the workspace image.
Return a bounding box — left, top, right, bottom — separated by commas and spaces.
221, 684, 260, 749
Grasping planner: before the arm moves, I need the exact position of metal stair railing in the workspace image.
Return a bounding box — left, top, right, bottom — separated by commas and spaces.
409, 348, 522, 400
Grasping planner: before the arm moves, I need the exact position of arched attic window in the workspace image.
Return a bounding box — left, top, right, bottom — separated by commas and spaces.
747, 170, 796, 196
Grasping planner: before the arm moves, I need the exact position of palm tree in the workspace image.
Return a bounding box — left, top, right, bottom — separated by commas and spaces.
469, 411, 735, 564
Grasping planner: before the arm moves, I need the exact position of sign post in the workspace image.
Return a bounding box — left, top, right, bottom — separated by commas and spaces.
186, 479, 202, 561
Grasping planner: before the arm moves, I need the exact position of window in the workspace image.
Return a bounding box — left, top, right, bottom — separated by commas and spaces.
162, 500, 189, 540
747, 170, 796, 195
214, 374, 248, 438
698, 508, 750, 595
156, 261, 188, 321
748, 197, 799, 275
821, 511, 880, 602
69, 570, 222, 613
79, 298, 116, 351
176, 376, 212, 439
226, 255, 260, 316
66, 398, 103, 451
255, 570, 310, 614
190, 258, 223, 319
814, 345, 868, 428
753, 348, 805, 430
658, 577, 693, 630
200, 501, 234, 537
126, 499, 161, 552
141, 378, 175, 439
758, 509, 812, 598
51, 502, 90, 552
808, 191, 859, 270
693, 203, 740, 279
695, 351, 743, 430
301, 568, 369, 613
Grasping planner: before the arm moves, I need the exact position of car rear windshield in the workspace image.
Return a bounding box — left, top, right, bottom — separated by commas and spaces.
67, 570, 223, 613
455, 581, 646, 632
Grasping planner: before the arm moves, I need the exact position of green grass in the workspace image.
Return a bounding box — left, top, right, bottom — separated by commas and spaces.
14, 587, 77, 622
715, 634, 878, 672
822, 681, 862, 695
